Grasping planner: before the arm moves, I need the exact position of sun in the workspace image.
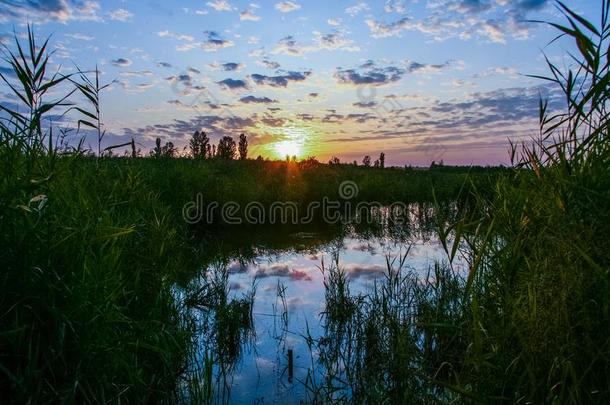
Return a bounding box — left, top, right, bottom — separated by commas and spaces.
274, 140, 301, 159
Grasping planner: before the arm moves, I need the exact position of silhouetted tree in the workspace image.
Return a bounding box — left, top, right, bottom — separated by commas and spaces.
238, 133, 248, 160
151, 138, 162, 158
362, 155, 371, 167
353, 160, 357, 166
379, 152, 385, 168
190, 130, 209, 159
217, 136, 236, 159
328, 156, 340, 165
162, 141, 176, 157
211, 144, 216, 158
150, 137, 176, 158
374, 159, 380, 168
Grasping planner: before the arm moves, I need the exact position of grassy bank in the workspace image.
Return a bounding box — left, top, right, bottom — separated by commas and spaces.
0, 148, 205, 401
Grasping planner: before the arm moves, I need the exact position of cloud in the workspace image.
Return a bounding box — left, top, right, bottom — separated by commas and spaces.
158, 30, 194, 42
0, 0, 102, 24
65, 33, 94, 41
273, 31, 360, 55
297, 113, 314, 121
207, 0, 233, 11
0, 66, 16, 78
275, 1, 301, 12
111, 58, 132, 67
404, 60, 460, 74
257, 59, 280, 69
479, 20, 505, 43
202, 31, 234, 51
472, 66, 518, 78
217, 78, 249, 90
514, 0, 549, 10
164, 74, 194, 93
353, 101, 377, 108
240, 9, 260, 21
365, 17, 412, 38
314, 30, 360, 52
119, 70, 153, 77
210, 62, 244, 71
114, 78, 154, 93
384, 0, 406, 13
157, 62, 172, 68
250, 70, 312, 88
335, 61, 405, 86
108, 8, 133, 21
365, 0, 551, 42
451, 0, 491, 14
345, 2, 369, 16
272, 35, 306, 56
239, 95, 278, 104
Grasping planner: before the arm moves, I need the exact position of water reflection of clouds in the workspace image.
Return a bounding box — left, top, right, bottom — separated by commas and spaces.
255, 356, 274, 372
254, 263, 314, 281
344, 263, 387, 280
228, 261, 248, 274
286, 296, 305, 310
229, 281, 244, 290
348, 241, 378, 255
215, 233, 464, 401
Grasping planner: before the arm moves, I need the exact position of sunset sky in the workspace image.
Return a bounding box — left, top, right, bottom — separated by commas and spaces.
0, 0, 598, 165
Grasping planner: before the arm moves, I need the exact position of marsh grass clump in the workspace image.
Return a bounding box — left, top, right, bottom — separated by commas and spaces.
181, 263, 256, 403
0, 29, 199, 403
449, 1, 610, 402
312, 252, 467, 404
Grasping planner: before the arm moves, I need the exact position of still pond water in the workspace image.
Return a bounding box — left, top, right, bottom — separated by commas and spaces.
180, 204, 466, 403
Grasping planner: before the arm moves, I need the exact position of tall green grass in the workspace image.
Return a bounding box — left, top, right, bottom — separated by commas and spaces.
455, 1, 610, 401
0, 29, 200, 402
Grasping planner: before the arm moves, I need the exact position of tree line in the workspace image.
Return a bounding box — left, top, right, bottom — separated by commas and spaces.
150, 132, 248, 160
328, 152, 385, 168
151, 131, 388, 168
